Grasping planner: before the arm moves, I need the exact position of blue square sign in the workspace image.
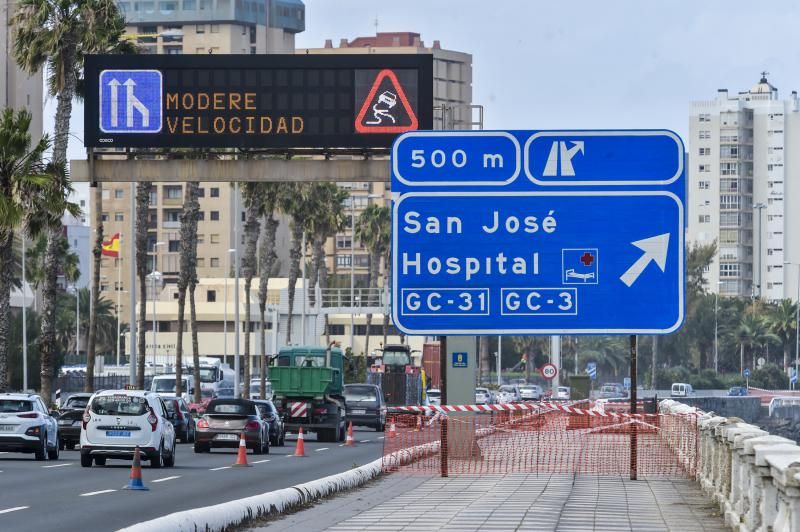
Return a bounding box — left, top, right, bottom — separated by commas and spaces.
562, 248, 599, 285
452, 352, 468, 368
99, 69, 162, 134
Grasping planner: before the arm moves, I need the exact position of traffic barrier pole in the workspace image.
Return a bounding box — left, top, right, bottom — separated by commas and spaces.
123, 446, 149, 490
344, 422, 355, 446
233, 432, 251, 467
294, 427, 307, 457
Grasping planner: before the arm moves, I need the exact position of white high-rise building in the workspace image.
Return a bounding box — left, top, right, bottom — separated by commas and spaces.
688, 74, 800, 302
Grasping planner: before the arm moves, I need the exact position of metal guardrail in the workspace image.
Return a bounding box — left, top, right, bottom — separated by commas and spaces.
319, 287, 387, 309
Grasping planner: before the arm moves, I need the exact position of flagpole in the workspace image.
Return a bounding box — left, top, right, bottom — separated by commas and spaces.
116, 234, 122, 367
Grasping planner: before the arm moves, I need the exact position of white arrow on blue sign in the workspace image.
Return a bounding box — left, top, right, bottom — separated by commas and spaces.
391, 130, 685, 335
587, 362, 597, 380
99, 69, 163, 134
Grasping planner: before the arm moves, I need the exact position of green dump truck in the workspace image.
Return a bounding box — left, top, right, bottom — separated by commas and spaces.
268, 344, 346, 443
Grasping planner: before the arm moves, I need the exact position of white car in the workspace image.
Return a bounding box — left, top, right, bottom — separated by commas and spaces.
427, 389, 442, 406
80, 390, 176, 468
497, 385, 521, 404
0, 393, 59, 461
555, 386, 571, 400
475, 387, 492, 405
519, 385, 543, 401
248, 378, 273, 400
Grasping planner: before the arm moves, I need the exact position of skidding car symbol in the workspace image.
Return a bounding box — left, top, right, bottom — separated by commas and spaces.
565, 269, 595, 281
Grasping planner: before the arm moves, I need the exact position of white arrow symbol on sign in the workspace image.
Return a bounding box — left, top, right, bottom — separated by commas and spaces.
619, 233, 670, 287
123, 78, 150, 128
108, 79, 121, 127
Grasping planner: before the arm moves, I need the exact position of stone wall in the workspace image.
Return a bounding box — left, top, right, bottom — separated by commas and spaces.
677, 396, 762, 423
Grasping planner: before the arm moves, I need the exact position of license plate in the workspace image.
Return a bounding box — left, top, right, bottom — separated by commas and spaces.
0, 425, 15, 432
351, 409, 366, 415
216, 433, 239, 441
105, 430, 131, 437
58, 419, 73, 426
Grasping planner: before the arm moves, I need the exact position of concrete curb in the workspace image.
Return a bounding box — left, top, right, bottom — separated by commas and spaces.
115, 442, 440, 532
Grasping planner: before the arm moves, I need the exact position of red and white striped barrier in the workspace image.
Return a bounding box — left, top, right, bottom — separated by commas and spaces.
388, 401, 699, 419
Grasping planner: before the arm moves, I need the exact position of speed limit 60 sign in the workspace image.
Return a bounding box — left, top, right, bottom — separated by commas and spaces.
541, 363, 558, 380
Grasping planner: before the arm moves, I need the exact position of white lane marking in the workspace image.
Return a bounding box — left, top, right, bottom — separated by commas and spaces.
286, 455, 293, 458
42, 463, 73, 468
378, 436, 385, 440
252, 459, 270, 464
80, 489, 117, 497
360, 440, 371, 443
210, 466, 231, 471
151, 475, 181, 483
315, 447, 329, 452
0, 506, 28, 515
339, 444, 345, 447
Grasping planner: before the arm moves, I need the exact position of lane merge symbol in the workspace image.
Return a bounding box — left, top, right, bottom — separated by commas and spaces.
100, 69, 162, 134
355, 69, 418, 134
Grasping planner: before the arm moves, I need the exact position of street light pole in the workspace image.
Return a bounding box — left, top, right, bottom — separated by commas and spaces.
234, 182, 241, 398
22, 237, 27, 390
151, 241, 165, 369
75, 283, 80, 360
349, 199, 355, 354
224, 248, 235, 366
754, 203, 766, 300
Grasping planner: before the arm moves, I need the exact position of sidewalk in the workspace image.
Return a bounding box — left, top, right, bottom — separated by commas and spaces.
248, 473, 727, 532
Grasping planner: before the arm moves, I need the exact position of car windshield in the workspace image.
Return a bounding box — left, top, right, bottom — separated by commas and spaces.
65, 397, 89, 409
295, 355, 325, 367
91, 395, 149, 416
207, 402, 254, 415
382, 349, 410, 366
153, 378, 188, 392
345, 386, 379, 402
427, 390, 441, 398
0, 400, 33, 413
198, 368, 217, 383
201, 389, 214, 398
476, 388, 488, 394
163, 400, 178, 413
520, 386, 536, 391
499, 386, 515, 393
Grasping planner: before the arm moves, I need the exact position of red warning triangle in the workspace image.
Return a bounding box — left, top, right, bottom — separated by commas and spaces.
355, 69, 419, 134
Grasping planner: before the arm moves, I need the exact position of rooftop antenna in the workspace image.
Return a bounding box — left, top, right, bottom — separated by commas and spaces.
374, 16, 379, 34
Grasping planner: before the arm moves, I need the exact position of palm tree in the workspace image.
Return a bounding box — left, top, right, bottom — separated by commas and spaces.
134, 183, 152, 389
175, 183, 200, 398
279, 183, 311, 344
257, 184, 282, 399
12, 0, 131, 400
0, 109, 53, 391
767, 299, 797, 371
240, 182, 264, 399
355, 204, 390, 358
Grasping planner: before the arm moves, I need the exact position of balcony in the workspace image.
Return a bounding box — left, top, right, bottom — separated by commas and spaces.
163, 220, 181, 229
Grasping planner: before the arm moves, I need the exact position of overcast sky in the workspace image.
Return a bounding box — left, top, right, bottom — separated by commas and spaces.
52, 0, 800, 164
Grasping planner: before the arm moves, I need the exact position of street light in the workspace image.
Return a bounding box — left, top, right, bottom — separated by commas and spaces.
116, 290, 128, 366
149, 241, 165, 368
224, 248, 236, 366
349, 193, 382, 354
22, 237, 27, 390
785, 261, 800, 389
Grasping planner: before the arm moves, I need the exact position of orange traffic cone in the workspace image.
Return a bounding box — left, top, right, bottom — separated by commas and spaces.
344, 422, 355, 446
388, 418, 397, 439
232, 432, 251, 467
123, 446, 149, 490
294, 427, 307, 457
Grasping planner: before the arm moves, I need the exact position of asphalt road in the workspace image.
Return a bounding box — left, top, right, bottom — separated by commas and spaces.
0, 428, 384, 532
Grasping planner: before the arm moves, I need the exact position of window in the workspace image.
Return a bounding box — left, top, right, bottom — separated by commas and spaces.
165, 210, 181, 222
720, 195, 740, 210
354, 255, 370, 268
720, 212, 740, 226
698, 215, 710, 223
210, 24, 220, 33
698, 113, 711, 122
210, 211, 220, 221
197, 234, 204, 244
698, 147, 710, 156
721, 145, 739, 158
197, 211, 205, 221
210, 234, 220, 244
166, 48, 183, 55
101, 212, 109, 222
195, 23, 204, 33
165, 186, 182, 199
336, 236, 352, 249
698, 181, 710, 190
100, 283, 109, 292
719, 230, 739, 244
241, 211, 245, 222
207, 290, 216, 302
149, 190, 157, 204
336, 255, 352, 267
210, 187, 220, 197
115, 212, 124, 221
720, 162, 738, 175
210, 257, 220, 267
197, 258, 205, 267
114, 189, 124, 199
698, 164, 710, 173
168, 240, 180, 252
699, 130, 711, 139
720, 264, 740, 278
102, 189, 110, 200
197, 188, 205, 198
195, 47, 205, 54
80, 199, 86, 207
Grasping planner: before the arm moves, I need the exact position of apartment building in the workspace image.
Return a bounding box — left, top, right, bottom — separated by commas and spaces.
301, 32, 474, 287
688, 74, 800, 301
94, 0, 304, 319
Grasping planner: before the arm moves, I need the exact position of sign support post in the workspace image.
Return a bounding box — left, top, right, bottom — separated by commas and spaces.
550, 336, 561, 390
630, 334, 637, 481
439, 336, 448, 478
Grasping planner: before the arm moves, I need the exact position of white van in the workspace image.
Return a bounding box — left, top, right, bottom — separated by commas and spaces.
671, 382, 694, 398
151, 374, 196, 403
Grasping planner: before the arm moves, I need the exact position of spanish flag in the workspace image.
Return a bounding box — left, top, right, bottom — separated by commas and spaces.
101, 233, 120, 258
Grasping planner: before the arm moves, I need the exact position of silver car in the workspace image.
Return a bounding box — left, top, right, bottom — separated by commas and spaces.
519, 385, 543, 401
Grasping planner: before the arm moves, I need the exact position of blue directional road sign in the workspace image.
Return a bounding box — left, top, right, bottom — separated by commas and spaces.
452, 352, 468, 368
743, 368, 751, 378
587, 362, 597, 380
99, 69, 163, 134
391, 130, 685, 335
791, 368, 797, 385
623, 377, 631, 390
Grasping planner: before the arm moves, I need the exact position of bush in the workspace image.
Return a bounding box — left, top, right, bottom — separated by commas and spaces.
749, 364, 789, 390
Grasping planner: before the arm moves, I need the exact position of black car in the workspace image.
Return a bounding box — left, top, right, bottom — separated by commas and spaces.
344, 384, 386, 432
162, 396, 196, 443
253, 399, 286, 446
57, 393, 92, 450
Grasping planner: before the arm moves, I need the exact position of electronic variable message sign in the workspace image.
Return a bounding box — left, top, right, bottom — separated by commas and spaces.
84, 54, 433, 149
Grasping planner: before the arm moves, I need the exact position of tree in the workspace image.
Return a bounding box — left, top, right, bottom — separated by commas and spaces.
12, 0, 131, 400
767, 299, 797, 371
240, 182, 264, 399
257, 184, 282, 400
354, 203, 390, 358
134, 183, 152, 389
279, 183, 311, 344
175, 183, 199, 398
0, 109, 52, 391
